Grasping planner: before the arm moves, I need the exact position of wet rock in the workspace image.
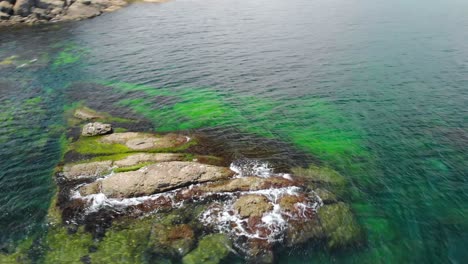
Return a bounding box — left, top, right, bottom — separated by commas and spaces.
100, 132, 189, 151
233, 194, 272, 218
31, 7, 51, 20
113, 153, 185, 167
79, 161, 234, 198
0, 1, 13, 15
195, 176, 295, 193
182, 234, 232, 264
35, 0, 65, 9
62, 160, 112, 181
0, 11, 9, 19
150, 223, 195, 257
82, 122, 112, 136
74, 107, 105, 121
13, 0, 34, 16
244, 238, 274, 264
317, 202, 362, 249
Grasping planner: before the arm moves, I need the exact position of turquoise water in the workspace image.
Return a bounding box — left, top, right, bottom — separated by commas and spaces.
1, 0, 467, 262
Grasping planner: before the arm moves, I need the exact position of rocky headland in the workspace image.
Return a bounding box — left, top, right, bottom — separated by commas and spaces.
0, 106, 363, 263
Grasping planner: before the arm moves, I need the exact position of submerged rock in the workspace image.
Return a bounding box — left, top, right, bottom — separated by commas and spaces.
74, 107, 105, 120
317, 202, 362, 249
79, 161, 234, 198
82, 122, 112, 136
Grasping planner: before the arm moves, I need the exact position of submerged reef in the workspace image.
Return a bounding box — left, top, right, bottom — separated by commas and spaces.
0, 106, 363, 263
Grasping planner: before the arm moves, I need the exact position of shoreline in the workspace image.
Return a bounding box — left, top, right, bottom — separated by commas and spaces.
0, 0, 168, 26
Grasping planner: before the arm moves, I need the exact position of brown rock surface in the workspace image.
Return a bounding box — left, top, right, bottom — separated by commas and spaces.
233, 194, 273, 218
62, 160, 112, 181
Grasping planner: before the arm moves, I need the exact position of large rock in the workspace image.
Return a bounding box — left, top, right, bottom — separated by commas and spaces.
79, 161, 234, 198
62, 161, 113, 181
13, 0, 34, 16
63, 2, 101, 20
233, 195, 272, 218
82, 122, 112, 136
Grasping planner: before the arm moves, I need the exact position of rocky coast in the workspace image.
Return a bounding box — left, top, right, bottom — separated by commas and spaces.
0, 106, 362, 263
0, 0, 162, 25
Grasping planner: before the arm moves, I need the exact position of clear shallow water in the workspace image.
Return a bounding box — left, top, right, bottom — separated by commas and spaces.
0, 0, 467, 262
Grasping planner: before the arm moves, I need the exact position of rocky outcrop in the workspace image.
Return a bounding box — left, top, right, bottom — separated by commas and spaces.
0, 0, 128, 25
44, 109, 363, 264
79, 161, 234, 198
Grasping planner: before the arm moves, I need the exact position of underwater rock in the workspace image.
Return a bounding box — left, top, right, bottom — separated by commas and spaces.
149, 223, 196, 257
82, 122, 112, 136
79, 161, 234, 198
317, 202, 362, 249
233, 194, 273, 218
74, 107, 105, 120
61, 160, 112, 181
182, 234, 232, 264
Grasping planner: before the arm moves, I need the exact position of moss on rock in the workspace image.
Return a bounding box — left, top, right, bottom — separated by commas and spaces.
43, 226, 94, 263
182, 234, 232, 264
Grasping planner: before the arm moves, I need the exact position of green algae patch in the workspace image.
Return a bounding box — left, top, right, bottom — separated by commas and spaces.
46, 193, 62, 226
114, 162, 153, 173
317, 202, 363, 249
182, 234, 232, 264
90, 218, 153, 264
43, 226, 93, 263
72, 136, 131, 155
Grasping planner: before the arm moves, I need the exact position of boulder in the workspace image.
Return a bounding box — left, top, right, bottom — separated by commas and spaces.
0, 1, 13, 15
61, 161, 113, 181
82, 122, 112, 136
63, 2, 101, 20
31, 8, 51, 20
13, 0, 34, 16
233, 195, 272, 218
79, 161, 234, 198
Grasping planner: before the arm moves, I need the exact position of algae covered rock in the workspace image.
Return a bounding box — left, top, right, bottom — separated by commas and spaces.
182, 234, 232, 264
43, 226, 94, 263
82, 122, 112, 136
233, 194, 273, 218
79, 161, 234, 198
317, 202, 362, 249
